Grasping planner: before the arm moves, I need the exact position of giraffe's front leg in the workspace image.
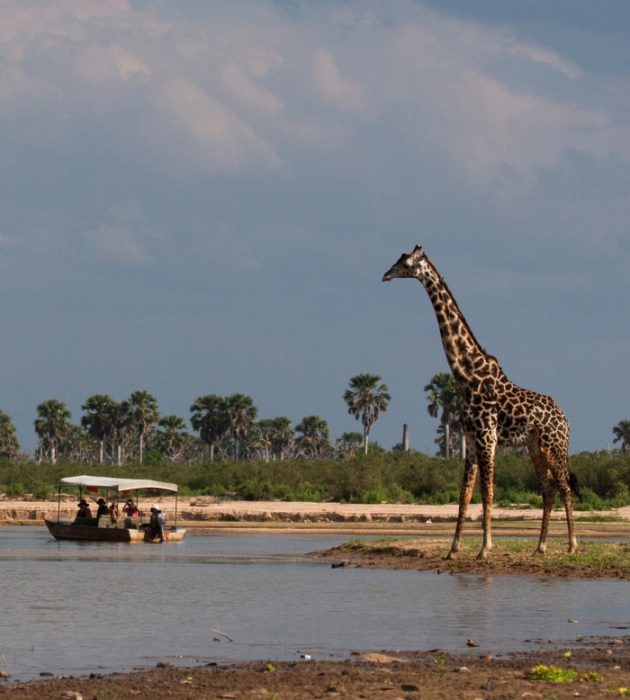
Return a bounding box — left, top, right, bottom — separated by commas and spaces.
477, 474, 493, 560
446, 452, 477, 560
475, 438, 497, 560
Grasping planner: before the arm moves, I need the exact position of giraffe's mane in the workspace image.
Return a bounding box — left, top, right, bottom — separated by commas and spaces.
425, 256, 488, 357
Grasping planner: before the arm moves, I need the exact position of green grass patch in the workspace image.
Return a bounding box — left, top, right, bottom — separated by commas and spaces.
528, 664, 603, 683
333, 538, 630, 579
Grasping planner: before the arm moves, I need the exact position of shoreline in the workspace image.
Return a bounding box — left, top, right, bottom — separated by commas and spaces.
3, 497, 630, 538
2, 496, 629, 527
1, 636, 629, 699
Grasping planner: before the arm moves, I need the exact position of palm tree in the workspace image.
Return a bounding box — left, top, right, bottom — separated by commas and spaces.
295, 415, 330, 459
335, 431, 363, 459
258, 417, 294, 461
34, 399, 72, 464
108, 401, 132, 465
59, 424, 94, 462
613, 420, 630, 452
424, 372, 462, 459
190, 394, 230, 463
223, 393, 258, 461
127, 390, 159, 464
343, 373, 391, 455
0, 410, 19, 460
157, 415, 188, 461
81, 394, 116, 464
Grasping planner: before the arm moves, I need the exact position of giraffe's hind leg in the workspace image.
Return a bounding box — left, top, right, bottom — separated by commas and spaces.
528, 438, 577, 555
534, 478, 555, 555
528, 441, 555, 555
560, 484, 578, 553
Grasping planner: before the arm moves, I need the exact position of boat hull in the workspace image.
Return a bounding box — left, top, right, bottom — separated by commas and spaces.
45, 519, 186, 543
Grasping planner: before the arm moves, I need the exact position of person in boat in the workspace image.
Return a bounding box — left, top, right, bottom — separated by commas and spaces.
148, 506, 165, 543
108, 501, 119, 524
76, 499, 92, 520
123, 498, 139, 518
95, 498, 109, 519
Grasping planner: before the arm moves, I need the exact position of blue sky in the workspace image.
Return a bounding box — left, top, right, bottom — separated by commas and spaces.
0, 0, 628, 454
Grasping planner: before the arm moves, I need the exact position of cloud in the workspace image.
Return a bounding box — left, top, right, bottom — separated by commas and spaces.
0, 0, 628, 455
87, 224, 151, 266
313, 49, 365, 112
506, 41, 581, 80
154, 77, 282, 172
73, 44, 151, 85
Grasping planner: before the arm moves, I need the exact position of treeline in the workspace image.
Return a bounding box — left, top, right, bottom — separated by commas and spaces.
7, 390, 376, 465
1, 451, 629, 510
0, 376, 392, 465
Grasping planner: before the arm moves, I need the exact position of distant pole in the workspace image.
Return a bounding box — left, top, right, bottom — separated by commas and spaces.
402, 423, 409, 453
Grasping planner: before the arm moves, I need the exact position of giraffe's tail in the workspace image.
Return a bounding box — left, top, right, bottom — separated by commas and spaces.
568, 470, 580, 498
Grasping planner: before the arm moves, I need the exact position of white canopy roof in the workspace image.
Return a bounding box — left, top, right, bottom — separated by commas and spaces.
59, 475, 178, 493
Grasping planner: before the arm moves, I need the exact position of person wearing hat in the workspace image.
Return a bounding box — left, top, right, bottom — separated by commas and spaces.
95, 497, 109, 519
76, 499, 92, 520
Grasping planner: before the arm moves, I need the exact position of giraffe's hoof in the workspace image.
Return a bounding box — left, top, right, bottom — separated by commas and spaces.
444, 550, 458, 561
476, 549, 490, 561
532, 548, 545, 557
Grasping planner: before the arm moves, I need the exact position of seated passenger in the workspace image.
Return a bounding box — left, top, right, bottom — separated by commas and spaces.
76, 499, 92, 521
109, 502, 119, 524
123, 499, 139, 517
95, 498, 109, 519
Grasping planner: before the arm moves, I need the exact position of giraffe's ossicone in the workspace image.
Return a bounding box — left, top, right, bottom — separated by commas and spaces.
383, 245, 578, 559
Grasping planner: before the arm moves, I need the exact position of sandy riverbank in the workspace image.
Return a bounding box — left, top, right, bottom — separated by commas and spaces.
2, 496, 630, 530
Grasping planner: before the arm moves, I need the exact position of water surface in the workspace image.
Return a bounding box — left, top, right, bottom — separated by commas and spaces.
1, 526, 628, 681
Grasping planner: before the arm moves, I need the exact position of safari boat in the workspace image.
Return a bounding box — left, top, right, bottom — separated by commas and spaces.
45, 475, 186, 543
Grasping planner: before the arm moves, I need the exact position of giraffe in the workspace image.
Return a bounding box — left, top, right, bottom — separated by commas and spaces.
382, 245, 578, 560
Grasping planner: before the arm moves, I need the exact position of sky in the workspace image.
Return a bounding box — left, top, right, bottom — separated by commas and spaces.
0, 0, 628, 455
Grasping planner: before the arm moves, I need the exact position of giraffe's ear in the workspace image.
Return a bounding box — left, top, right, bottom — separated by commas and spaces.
412, 244, 423, 255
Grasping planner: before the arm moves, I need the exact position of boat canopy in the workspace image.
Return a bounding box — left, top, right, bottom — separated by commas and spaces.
58, 475, 178, 493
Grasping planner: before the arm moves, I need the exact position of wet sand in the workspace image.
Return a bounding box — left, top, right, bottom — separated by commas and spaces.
1, 636, 629, 699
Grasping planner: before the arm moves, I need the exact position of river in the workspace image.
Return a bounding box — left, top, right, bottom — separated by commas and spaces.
1, 526, 628, 681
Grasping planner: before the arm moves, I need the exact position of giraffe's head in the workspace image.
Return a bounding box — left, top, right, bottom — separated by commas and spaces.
382, 245, 429, 282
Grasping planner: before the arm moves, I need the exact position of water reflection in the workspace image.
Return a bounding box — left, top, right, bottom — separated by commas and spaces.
0, 526, 628, 681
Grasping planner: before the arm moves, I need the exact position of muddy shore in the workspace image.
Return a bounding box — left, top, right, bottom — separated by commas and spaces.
1, 636, 629, 699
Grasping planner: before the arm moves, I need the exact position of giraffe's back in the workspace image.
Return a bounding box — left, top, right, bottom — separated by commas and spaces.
496, 382, 569, 451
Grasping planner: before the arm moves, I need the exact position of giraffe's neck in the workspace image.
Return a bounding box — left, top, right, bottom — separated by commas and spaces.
419, 264, 490, 383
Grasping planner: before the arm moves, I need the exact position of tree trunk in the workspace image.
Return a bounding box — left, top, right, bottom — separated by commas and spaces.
363, 427, 369, 455
444, 421, 451, 459
402, 423, 409, 452
139, 432, 144, 464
